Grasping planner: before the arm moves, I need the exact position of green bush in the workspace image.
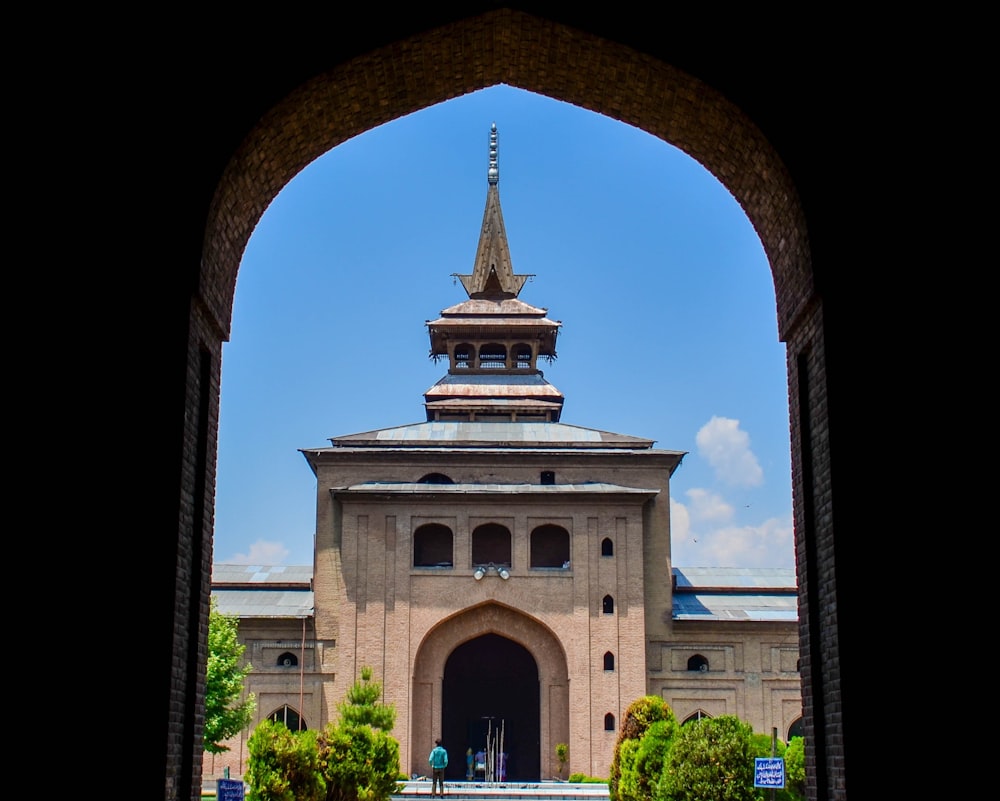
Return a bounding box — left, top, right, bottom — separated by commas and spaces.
245, 719, 324, 801
317, 723, 401, 801
609, 696, 675, 801
619, 719, 679, 801
568, 773, 608, 783
655, 715, 756, 801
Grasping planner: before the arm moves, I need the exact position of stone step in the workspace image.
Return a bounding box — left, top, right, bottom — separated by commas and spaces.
392, 781, 610, 801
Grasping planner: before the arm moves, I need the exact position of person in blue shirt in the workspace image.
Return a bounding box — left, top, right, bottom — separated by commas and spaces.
428, 739, 448, 797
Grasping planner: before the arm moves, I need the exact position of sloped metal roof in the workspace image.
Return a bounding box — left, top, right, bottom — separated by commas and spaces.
211, 564, 313, 619
322, 421, 659, 448
210, 564, 795, 622
332, 481, 659, 497
672, 566, 796, 590
671, 566, 798, 622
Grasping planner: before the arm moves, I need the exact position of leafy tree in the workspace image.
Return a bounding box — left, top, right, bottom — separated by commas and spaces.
609, 695, 675, 801
656, 715, 757, 801
618, 719, 679, 801
782, 737, 805, 800
204, 596, 256, 753
335, 665, 396, 730
245, 718, 325, 801
749, 733, 803, 801
317, 666, 402, 801
555, 742, 569, 779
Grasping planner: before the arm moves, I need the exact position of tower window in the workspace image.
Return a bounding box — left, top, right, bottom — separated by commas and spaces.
604, 713, 616, 731
478, 343, 507, 368
540, 471, 555, 485
603, 651, 615, 671
601, 538, 613, 556
602, 595, 614, 614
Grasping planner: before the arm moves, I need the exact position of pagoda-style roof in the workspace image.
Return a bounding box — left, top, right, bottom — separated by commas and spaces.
423, 123, 564, 422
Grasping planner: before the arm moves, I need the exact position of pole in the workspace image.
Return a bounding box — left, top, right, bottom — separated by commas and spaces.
771, 727, 777, 801
299, 616, 306, 730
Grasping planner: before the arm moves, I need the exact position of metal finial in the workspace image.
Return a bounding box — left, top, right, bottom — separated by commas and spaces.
488, 122, 499, 185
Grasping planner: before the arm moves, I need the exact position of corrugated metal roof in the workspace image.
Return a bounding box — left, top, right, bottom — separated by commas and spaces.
212, 564, 313, 585
434, 298, 552, 316
324, 421, 659, 448
214, 588, 314, 618
671, 592, 798, 621
672, 566, 796, 590
212, 564, 313, 619
671, 566, 797, 622
333, 481, 659, 497
210, 564, 795, 622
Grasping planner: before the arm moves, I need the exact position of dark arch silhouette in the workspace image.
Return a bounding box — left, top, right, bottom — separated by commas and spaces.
112, 11, 904, 799
442, 633, 540, 781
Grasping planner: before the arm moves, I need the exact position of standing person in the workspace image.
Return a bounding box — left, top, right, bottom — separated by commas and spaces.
429, 738, 448, 797
465, 747, 474, 780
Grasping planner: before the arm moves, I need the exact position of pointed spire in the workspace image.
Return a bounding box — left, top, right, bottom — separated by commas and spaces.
453, 123, 532, 299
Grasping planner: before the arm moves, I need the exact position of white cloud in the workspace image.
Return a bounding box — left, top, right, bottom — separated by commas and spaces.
684, 487, 734, 523
695, 416, 764, 487
221, 539, 291, 565
671, 498, 794, 570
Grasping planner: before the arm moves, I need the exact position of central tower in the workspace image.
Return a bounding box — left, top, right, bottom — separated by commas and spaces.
424, 123, 565, 422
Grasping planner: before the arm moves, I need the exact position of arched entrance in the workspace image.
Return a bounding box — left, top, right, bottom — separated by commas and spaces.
156, 10, 857, 799
412, 603, 568, 781
443, 633, 540, 781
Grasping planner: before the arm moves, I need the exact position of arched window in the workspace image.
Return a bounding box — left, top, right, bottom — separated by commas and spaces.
682, 710, 711, 726
276, 651, 298, 667
414, 523, 454, 567
788, 717, 804, 741
604, 713, 616, 731
267, 705, 306, 731
418, 472, 454, 484
514, 343, 532, 368
687, 654, 710, 672
472, 522, 512, 566
530, 524, 570, 567
478, 343, 507, 368
603, 651, 615, 671
602, 595, 614, 614
601, 537, 614, 556
454, 343, 472, 369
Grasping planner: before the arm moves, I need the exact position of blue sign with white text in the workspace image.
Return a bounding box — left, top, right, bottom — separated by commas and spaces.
217, 778, 245, 801
754, 757, 785, 788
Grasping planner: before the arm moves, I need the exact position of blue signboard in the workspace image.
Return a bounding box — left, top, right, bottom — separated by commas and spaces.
217, 778, 245, 801
754, 757, 785, 788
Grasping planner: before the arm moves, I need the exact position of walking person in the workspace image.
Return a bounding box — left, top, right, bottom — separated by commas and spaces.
429, 738, 448, 797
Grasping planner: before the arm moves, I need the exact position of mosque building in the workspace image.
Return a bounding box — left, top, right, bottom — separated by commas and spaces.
208, 124, 801, 783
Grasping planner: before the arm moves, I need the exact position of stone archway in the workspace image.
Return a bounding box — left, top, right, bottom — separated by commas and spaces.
176, 10, 840, 800
444, 634, 539, 782
411, 603, 568, 781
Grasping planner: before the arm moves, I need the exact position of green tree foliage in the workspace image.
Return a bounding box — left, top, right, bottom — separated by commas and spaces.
555, 743, 569, 779
782, 737, 805, 800
245, 719, 325, 801
609, 696, 675, 801
204, 596, 256, 753
618, 719, 680, 801
317, 666, 402, 801
335, 665, 396, 731
656, 715, 757, 801
318, 723, 401, 801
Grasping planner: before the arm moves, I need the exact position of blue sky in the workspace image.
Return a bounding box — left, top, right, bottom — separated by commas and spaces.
214, 85, 794, 571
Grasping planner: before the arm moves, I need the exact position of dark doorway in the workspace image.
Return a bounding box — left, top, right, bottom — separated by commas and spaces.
441, 633, 540, 781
